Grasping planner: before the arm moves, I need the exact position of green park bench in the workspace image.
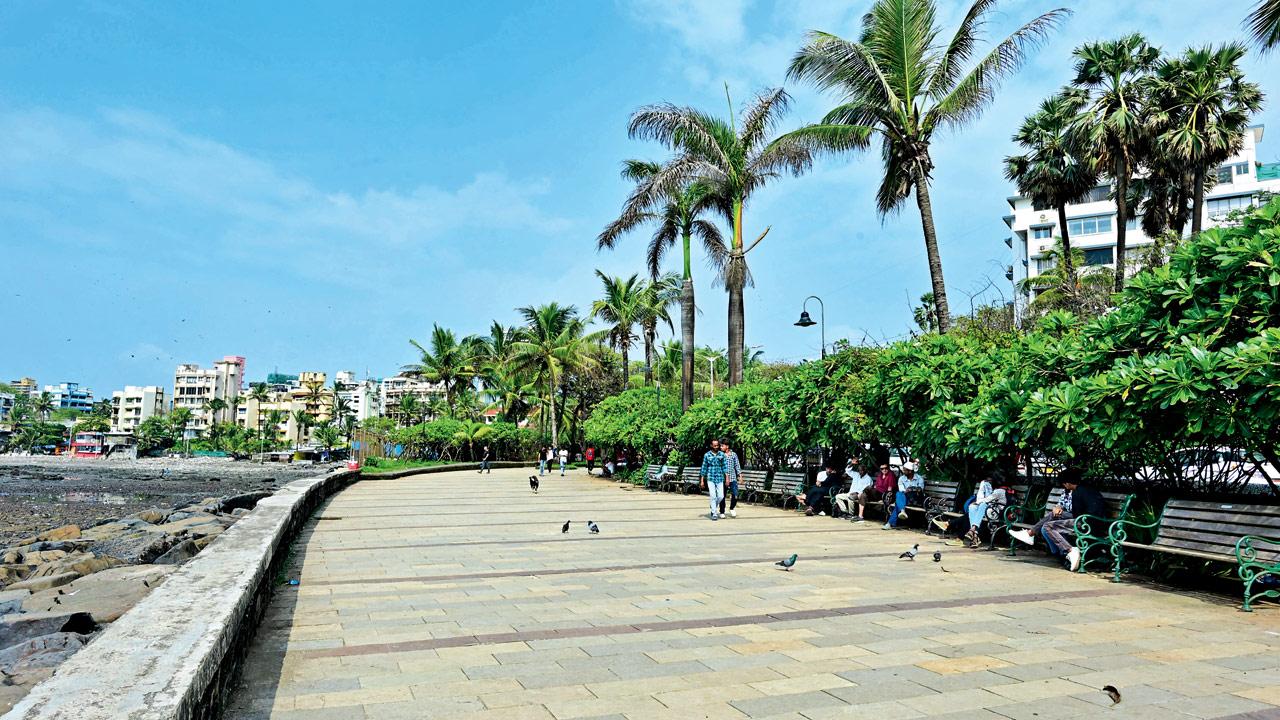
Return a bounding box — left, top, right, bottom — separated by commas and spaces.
678, 466, 702, 494
1004, 487, 1135, 571
765, 470, 807, 510
1107, 499, 1280, 611
739, 469, 769, 503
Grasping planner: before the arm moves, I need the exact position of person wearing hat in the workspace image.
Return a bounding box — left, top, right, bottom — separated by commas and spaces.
884, 461, 924, 529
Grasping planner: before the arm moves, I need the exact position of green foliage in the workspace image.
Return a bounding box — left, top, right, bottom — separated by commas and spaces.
583, 388, 681, 458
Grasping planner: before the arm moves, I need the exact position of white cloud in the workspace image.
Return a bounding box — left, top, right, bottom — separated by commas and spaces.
0, 106, 574, 269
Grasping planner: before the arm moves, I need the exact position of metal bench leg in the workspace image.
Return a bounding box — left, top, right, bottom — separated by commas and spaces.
1111, 542, 1125, 583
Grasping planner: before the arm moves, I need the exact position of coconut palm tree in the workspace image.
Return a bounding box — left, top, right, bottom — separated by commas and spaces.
786, 0, 1069, 333
203, 397, 227, 435
635, 273, 680, 387
265, 409, 286, 446
1150, 43, 1263, 234
1246, 0, 1280, 52
1005, 88, 1099, 298
510, 303, 600, 447
404, 324, 477, 418
33, 392, 54, 422
598, 161, 726, 409
396, 394, 423, 427
626, 86, 817, 386
591, 271, 645, 385
291, 409, 313, 449
1070, 33, 1161, 292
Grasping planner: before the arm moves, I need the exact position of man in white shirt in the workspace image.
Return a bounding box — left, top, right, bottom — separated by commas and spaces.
885, 462, 925, 529
835, 460, 874, 519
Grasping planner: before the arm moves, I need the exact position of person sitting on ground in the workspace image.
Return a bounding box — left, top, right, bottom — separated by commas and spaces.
884, 462, 924, 529
1009, 469, 1102, 571
801, 458, 847, 516
835, 460, 874, 520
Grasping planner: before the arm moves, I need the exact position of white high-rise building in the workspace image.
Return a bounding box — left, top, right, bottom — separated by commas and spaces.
379, 375, 444, 420
1005, 125, 1280, 319
334, 370, 380, 421
111, 386, 166, 433
172, 357, 244, 435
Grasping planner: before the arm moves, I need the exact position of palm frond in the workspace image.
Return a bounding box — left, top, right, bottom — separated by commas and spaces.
1246, 0, 1280, 53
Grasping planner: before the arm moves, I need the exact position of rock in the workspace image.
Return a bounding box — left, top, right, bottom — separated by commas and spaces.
0, 590, 30, 614
78, 520, 151, 542
0, 565, 30, 587
86, 530, 180, 565
153, 539, 200, 565
128, 509, 168, 524
0, 631, 91, 674
231, 507, 250, 517
5, 573, 79, 593
163, 511, 193, 522
147, 514, 223, 537
35, 525, 80, 543
22, 566, 175, 622
22, 550, 68, 566
0, 611, 95, 648
216, 491, 271, 513
28, 553, 122, 580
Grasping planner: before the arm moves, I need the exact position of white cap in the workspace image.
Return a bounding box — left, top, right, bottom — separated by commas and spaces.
902, 462, 916, 472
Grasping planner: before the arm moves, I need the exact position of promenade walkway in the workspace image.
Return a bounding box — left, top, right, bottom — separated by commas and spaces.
228, 467, 1280, 720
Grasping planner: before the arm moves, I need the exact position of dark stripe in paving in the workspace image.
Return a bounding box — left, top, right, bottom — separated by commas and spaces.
1214, 711, 1280, 720
306, 552, 881, 586
309, 515, 783, 532
312, 527, 854, 553
299, 588, 1119, 659
320, 501, 704, 516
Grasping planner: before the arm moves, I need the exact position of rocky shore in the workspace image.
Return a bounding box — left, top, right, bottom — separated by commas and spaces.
0, 457, 335, 714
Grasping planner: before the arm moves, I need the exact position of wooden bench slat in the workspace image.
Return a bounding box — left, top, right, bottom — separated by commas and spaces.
1120, 541, 1236, 562
1159, 516, 1280, 536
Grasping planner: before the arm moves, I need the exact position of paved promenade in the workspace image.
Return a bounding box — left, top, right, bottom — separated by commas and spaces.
228, 468, 1280, 720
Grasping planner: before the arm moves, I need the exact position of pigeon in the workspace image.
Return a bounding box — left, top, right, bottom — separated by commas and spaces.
588, 520, 599, 534
561, 521, 570, 534
776, 554, 798, 571
1103, 685, 1122, 705
932, 551, 942, 562
529, 476, 539, 493
899, 544, 919, 560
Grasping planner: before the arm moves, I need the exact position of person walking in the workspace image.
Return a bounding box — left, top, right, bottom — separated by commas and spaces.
585, 446, 596, 475
719, 439, 743, 518
558, 447, 569, 476
477, 445, 492, 474
699, 438, 727, 520
538, 446, 548, 476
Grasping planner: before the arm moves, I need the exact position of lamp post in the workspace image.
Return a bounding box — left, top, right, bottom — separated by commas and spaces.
794, 296, 826, 359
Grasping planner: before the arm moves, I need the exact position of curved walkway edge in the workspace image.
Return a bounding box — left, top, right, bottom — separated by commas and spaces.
2, 468, 360, 720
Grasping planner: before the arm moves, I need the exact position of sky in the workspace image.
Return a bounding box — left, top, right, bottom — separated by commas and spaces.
2, 0, 1277, 396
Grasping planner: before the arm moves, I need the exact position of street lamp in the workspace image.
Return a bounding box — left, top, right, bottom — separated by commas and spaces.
795, 295, 826, 359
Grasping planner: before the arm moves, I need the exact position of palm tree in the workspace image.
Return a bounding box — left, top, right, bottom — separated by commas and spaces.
404, 324, 477, 418
1246, 0, 1280, 52
203, 397, 227, 435
627, 86, 817, 386
1017, 242, 1115, 318
635, 273, 680, 387
313, 422, 340, 455
291, 409, 313, 449
265, 409, 286, 447
787, 0, 1069, 333
1005, 88, 1099, 298
1070, 33, 1161, 292
249, 383, 271, 460
591, 271, 644, 385
1150, 44, 1263, 234
598, 161, 726, 409
453, 421, 493, 461
227, 394, 243, 428
332, 395, 355, 439
33, 392, 54, 422
510, 303, 600, 447
396, 394, 423, 427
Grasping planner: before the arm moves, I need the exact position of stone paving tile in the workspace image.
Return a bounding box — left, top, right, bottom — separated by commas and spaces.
224, 469, 1280, 720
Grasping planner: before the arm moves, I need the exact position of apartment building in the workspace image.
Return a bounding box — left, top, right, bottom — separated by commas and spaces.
42, 382, 93, 412
110, 386, 166, 433
172, 357, 244, 435
9, 378, 37, 396
380, 374, 444, 420
334, 370, 380, 421
1005, 125, 1280, 318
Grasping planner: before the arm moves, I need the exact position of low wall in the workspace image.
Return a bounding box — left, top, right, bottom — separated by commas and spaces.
359, 460, 537, 479
2, 469, 360, 720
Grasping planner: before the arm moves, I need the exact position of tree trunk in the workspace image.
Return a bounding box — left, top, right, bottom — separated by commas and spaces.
1113, 155, 1130, 293
643, 324, 655, 387
727, 199, 745, 386
548, 377, 558, 448
681, 278, 695, 411
1056, 203, 1076, 304
913, 174, 951, 334
620, 342, 630, 389
1191, 165, 1205, 235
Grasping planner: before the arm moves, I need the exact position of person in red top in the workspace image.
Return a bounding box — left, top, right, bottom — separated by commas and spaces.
585, 447, 596, 475
856, 462, 896, 524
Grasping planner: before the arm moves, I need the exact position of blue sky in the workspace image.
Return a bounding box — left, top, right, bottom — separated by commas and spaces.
2, 0, 1277, 395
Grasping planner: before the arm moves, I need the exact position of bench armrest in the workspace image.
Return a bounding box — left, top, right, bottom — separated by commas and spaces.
1236, 534, 1280, 566
1107, 517, 1160, 545
1073, 513, 1113, 539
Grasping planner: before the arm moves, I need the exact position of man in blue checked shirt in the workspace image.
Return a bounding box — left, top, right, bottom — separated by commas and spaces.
719, 439, 743, 518
698, 438, 727, 520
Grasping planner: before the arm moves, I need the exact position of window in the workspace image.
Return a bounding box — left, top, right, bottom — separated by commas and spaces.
1126, 215, 1137, 230
1067, 214, 1113, 236
1036, 256, 1057, 273
1084, 247, 1114, 266
1235, 162, 1250, 177
1032, 227, 1053, 240
1207, 195, 1254, 219
1217, 166, 1234, 184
